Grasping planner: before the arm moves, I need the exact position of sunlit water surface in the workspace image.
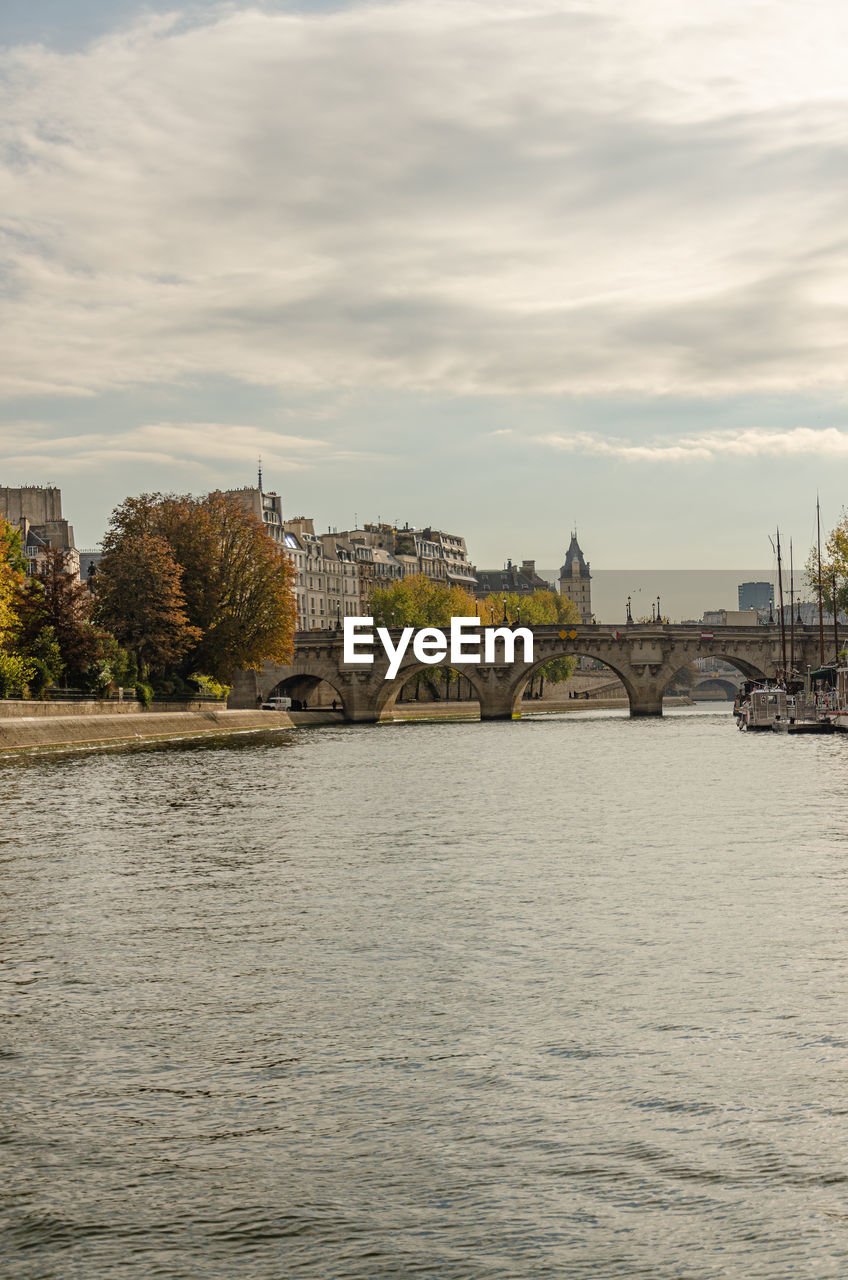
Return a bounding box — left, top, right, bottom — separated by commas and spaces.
3, 705, 848, 1278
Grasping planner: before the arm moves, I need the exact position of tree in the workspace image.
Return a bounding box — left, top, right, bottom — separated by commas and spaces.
368, 574, 479, 628
96, 491, 297, 682
94, 531, 201, 675
23, 626, 65, 698
16, 550, 96, 679
0, 519, 30, 696
184, 493, 296, 679
806, 513, 848, 617
476, 589, 581, 689
13, 547, 136, 692
367, 575, 481, 701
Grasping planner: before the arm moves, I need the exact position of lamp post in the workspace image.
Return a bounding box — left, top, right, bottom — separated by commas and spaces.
502, 596, 508, 624
626, 595, 633, 625
656, 596, 662, 624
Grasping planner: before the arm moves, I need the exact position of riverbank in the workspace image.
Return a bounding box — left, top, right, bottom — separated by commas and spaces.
0, 706, 295, 753
0, 695, 698, 752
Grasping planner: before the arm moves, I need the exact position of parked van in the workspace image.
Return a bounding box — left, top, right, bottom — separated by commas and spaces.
261, 696, 292, 710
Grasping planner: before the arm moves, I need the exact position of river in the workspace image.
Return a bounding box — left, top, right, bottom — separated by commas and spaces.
3, 704, 848, 1278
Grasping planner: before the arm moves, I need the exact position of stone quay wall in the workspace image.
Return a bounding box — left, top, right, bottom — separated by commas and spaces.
0, 701, 294, 752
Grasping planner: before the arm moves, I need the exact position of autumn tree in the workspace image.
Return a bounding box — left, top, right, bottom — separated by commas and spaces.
96, 491, 296, 682
183, 493, 296, 679
16, 550, 94, 677
94, 531, 201, 675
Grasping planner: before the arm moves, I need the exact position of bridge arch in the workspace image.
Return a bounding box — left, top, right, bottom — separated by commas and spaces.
506, 648, 639, 717
374, 661, 484, 718
705, 652, 767, 682
264, 668, 349, 715
692, 677, 739, 700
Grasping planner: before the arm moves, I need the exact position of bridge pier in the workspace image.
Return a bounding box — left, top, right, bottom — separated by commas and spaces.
628, 692, 664, 717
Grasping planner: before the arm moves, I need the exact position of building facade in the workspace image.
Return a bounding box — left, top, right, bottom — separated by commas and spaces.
225, 482, 286, 549
475, 559, 554, 599
738, 581, 774, 612
0, 485, 79, 579
282, 518, 362, 630
341, 522, 476, 595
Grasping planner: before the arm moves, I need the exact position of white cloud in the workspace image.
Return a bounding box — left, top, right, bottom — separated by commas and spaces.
532, 425, 848, 462
2, 1, 848, 399
0, 419, 357, 474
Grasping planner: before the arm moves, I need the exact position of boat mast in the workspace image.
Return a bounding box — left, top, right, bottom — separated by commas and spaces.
817, 494, 825, 664
776, 528, 787, 678
789, 538, 795, 674
833, 572, 839, 662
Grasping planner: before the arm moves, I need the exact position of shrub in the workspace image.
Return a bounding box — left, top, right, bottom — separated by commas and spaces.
134, 681, 154, 708
0, 652, 34, 698
188, 672, 231, 701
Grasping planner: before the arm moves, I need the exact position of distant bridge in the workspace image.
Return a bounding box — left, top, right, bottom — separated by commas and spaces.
692, 670, 746, 700
231, 623, 838, 721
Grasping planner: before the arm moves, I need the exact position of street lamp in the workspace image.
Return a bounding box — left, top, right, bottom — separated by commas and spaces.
656, 596, 662, 623
502, 595, 508, 624
626, 595, 633, 625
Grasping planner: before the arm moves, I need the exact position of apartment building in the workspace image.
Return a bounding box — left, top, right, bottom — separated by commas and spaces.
0, 485, 80, 579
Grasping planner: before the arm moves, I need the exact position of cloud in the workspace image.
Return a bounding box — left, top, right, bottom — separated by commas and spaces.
532, 425, 848, 462
0, 419, 359, 474
2, 1, 848, 399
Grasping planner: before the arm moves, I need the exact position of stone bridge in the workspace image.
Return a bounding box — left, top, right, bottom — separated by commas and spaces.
230, 622, 839, 721
692, 669, 746, 700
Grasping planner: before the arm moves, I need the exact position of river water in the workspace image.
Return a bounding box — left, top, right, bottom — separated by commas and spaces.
3, 705, 848, 1279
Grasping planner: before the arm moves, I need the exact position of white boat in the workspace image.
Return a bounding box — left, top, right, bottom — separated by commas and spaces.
738, 685, 787, 731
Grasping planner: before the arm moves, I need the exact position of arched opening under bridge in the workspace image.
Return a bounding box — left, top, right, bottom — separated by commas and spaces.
376, 663, 483, 719
267, 674, 348, 715
508, 649, 635, 716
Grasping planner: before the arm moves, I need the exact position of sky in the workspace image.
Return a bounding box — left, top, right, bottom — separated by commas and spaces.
2, 0, 848, 568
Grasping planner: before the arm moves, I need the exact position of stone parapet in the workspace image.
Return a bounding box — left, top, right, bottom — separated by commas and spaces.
0, 699, 224, 718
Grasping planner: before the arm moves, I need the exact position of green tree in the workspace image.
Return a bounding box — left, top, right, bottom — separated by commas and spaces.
367, 575, 480, 701
1, 518, 24, 638
368, 574, 479, 628
477, 589, 580, 689
0, 651, 32, 698
24, 626, 65, 698
0, 520, 30, 697
13, 548, 136, 693
806, 513, 848, 617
